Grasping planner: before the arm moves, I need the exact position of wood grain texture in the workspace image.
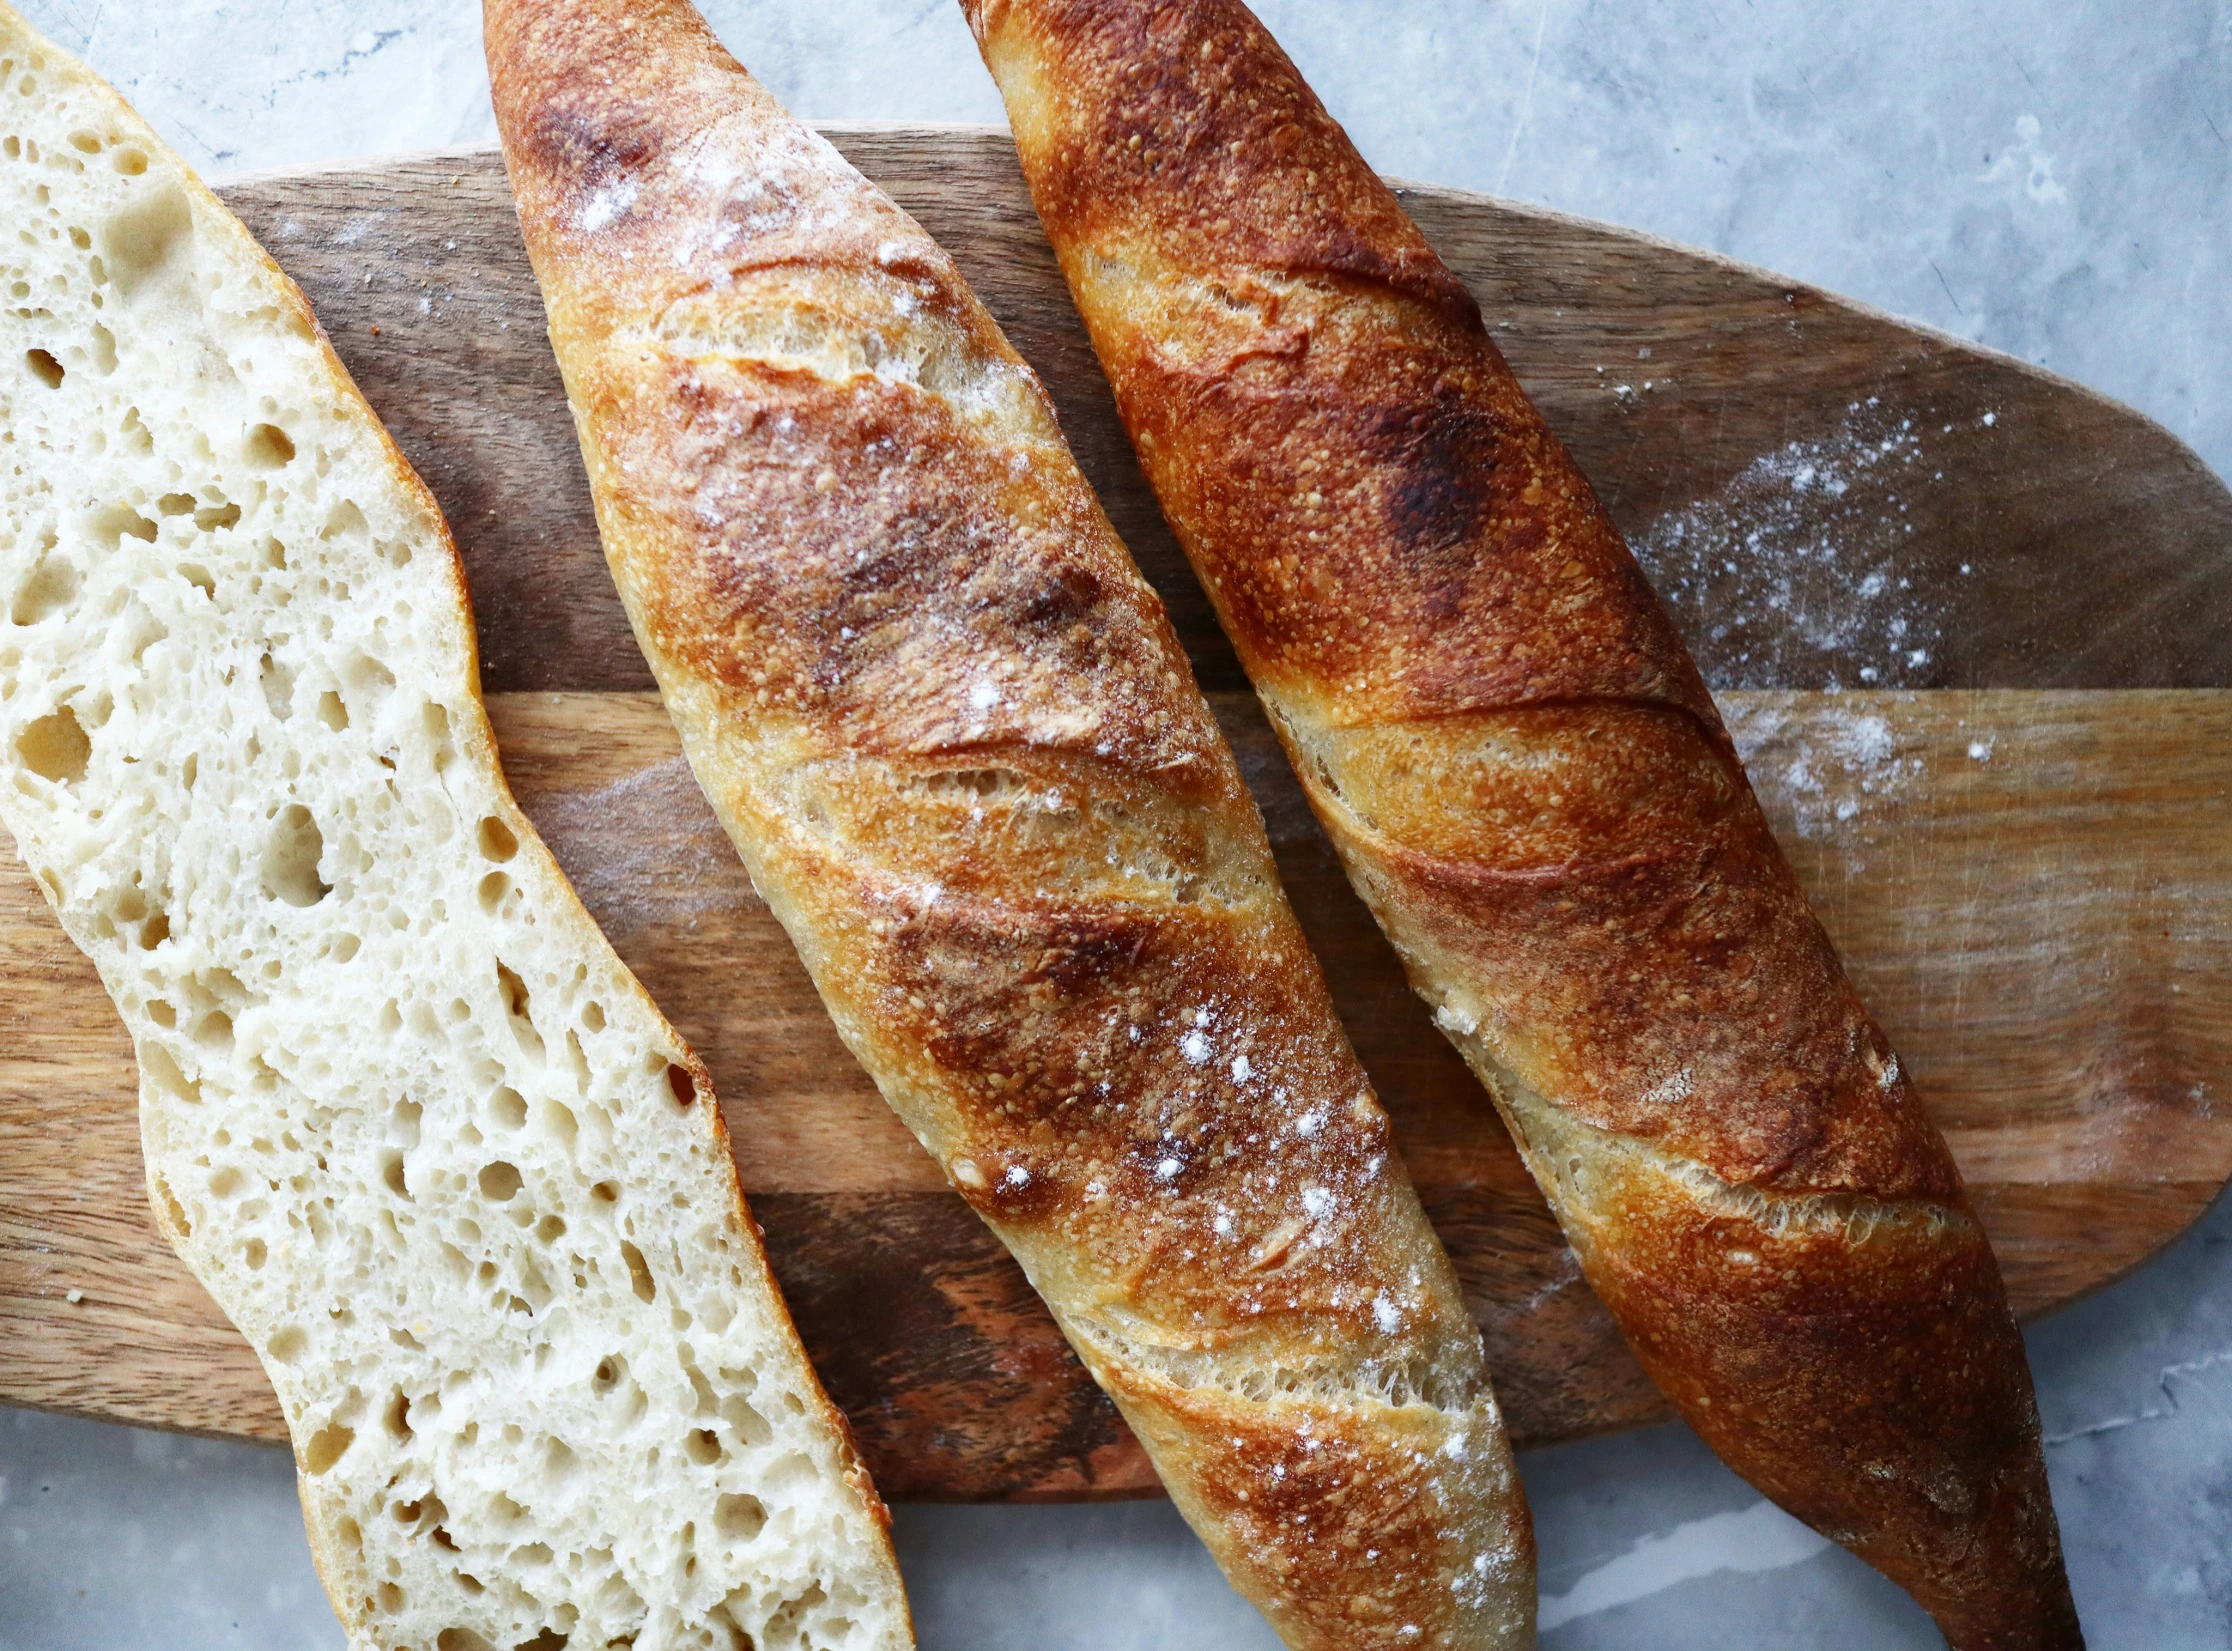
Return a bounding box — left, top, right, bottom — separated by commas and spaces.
7, 690, 2227, 1495
1, 135, 2227, 1500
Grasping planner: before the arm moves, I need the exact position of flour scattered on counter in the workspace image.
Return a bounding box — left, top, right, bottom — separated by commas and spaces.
1980, 115, 2069, 207
1633, 405, 1950, 690
1968, 738, 1995, 762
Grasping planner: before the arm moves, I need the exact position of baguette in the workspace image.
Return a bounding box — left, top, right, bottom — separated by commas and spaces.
0, 12, 911, 1649
483, 1, 1535, 1645
961, 1, 2082, 1644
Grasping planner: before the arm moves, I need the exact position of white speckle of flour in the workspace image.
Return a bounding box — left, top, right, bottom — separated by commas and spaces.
1979, 115, 2069, 206
1180, 1030, 1214, 1065
1633, 405, 1954, 690
1725, 702, 1927, 868
578, 177, 640, 234
1301, 1187, 1335, 1220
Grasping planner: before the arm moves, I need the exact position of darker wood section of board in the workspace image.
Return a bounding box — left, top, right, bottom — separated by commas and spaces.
754, 1192, 1156, 1501
217, 136, 2232, 701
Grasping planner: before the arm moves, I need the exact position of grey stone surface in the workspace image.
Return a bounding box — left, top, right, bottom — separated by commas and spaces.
3, 2, 2227, 1647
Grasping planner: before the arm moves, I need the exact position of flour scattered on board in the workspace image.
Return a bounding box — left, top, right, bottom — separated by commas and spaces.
1634, 402, 1956, 690
1725, 699, 1926, 865
528, 755, 749, 935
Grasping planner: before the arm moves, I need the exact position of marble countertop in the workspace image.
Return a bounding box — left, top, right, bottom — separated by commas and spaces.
3, 2, 2227, 1647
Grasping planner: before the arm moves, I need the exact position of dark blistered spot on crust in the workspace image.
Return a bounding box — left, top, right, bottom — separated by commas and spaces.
1093, 282, 1710, 722
513, 83, 664, 203
1381, 409, 1492, 567
1025, 912, 1155, 995
1021, 564, 1104, 630
486, 0, 735, 215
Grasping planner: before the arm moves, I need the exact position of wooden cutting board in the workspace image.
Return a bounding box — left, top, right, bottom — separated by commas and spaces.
4, 131, 2229, 1502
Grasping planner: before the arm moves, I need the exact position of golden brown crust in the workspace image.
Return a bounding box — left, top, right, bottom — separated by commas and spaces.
486, 1, 1534, 1645
965, 0, 2080, 1643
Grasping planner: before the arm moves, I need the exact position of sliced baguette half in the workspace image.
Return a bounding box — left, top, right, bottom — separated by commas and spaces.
0, 10, 912, 1650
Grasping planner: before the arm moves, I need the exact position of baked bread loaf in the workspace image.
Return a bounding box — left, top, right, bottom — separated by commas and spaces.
0, 11, 911, 1649
484, 1, 1534, 1644
961, 1, 2082, 1645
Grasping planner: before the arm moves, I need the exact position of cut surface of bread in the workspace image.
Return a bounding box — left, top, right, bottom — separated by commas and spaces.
485, 1, 1534, 1646
0, 11, 911, 1650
